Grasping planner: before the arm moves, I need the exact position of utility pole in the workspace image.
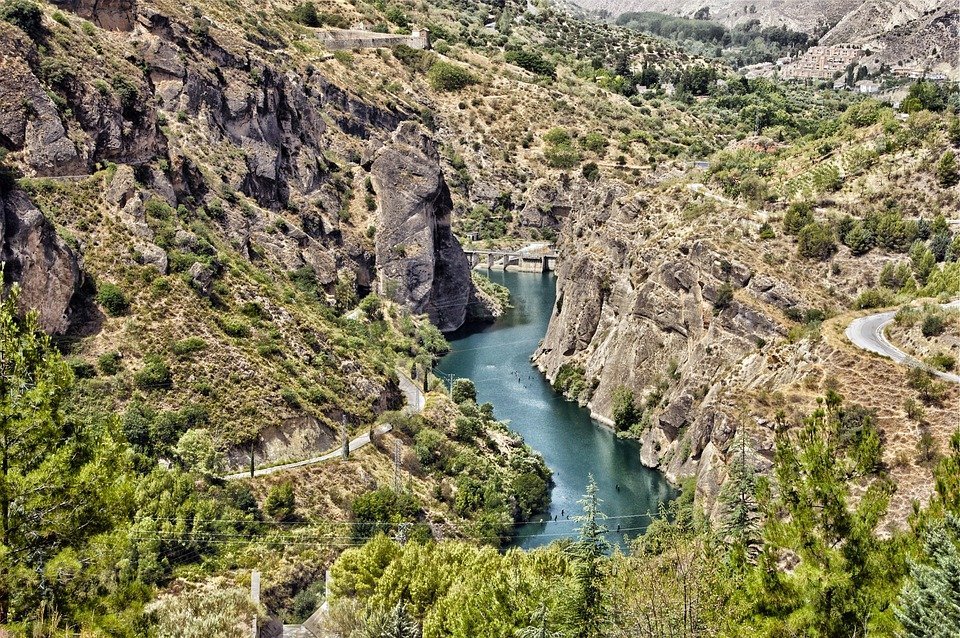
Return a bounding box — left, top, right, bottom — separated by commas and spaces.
393, 440, 402, 492
341, 415, 349, 460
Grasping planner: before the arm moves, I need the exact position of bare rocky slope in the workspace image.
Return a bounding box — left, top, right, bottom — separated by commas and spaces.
570, 0, 958, 72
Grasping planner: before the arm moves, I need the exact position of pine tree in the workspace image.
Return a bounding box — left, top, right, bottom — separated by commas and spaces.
0, 285, 128, 622
718, 434, 760, 562
895, 514, 960, 637
746, 397, 901, 636
564, 475, 610, 638
364, 600, 421, 638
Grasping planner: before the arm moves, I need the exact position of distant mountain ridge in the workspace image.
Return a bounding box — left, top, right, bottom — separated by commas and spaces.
570, 0, 958, 73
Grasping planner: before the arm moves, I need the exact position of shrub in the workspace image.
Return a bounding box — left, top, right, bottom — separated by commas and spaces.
264, 483, 296, 521
879, 261, 913, 290
713, 283, 735, 311
96, 282, 130, 316
97, 351, 122, 375
581, 132, 608, 154
758, 223, 775, 240
797, 222, 836, 261
544, 143, 581, 169
921, 313, 945, 337
872, 211, 917, 252
290, 266, 318, 294
172, 336, 208, 357
0, 0, 44, 40
290, 1, 320, 26
451, 378, 477, 404
511, 472, 549, 518
427, 62, 476, 91
67, 358, 96, 379
843, 222, 874, 255
413, 428, 450, 468
351, 487, 421, 539
454, 415, 482, 441
854, 288, 894, 310
907, 367, 947, 405
220, 316, 251, 338
581, 161, 600, 182
611, 386, 641, 432
783, 202, 813, 235
926, 352, 956, 372
936, 151, 959, 188
134, 355, 172, 390
504, 49, 556, 78
543, 128, 571, 145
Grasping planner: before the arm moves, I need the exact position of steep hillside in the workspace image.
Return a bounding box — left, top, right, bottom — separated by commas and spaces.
534, 103, 960, 523
571, 0, 958, 72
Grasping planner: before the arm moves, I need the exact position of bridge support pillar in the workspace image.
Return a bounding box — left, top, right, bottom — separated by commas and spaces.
487, 253, 494, 269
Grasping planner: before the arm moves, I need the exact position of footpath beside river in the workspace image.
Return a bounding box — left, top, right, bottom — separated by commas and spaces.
437, 271, 676, 549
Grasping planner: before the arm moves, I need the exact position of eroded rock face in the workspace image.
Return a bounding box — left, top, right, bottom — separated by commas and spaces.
531, 184, 799, 512
370, 122, 472, 332
0, 190, 82, 334
52, 0, 137, 31
0, 26, 83, 176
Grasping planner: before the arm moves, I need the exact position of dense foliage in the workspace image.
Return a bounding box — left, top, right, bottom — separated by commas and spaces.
326, 392, 960, 637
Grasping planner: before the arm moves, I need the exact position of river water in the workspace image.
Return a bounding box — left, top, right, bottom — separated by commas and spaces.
437, 271, 676, 550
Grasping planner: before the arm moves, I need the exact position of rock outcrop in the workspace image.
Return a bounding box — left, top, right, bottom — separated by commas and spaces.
370, 123, 473, 332
531, 182, 813, 511
0, 189, 83, 334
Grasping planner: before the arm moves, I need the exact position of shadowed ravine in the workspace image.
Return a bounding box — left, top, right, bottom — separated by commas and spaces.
437, 270, 677, 549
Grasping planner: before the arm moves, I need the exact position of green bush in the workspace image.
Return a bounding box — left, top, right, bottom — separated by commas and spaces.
543, 128, 571, 145
581, 161, 600, 181
0, 0, 44, 40
544, 143, 581, 169
97, 351, 122, 375
581, 132, 608, 154
504, 49, 555, 78
451, 378, 477, 404
264, 483, 296, 521
713, 283, 735, 310
134, 355, 172, 390
936, 151, 959, 188
758, 223, 775, 240
172, 336, 208, 357
921, 313, 945, 337
67, 358, 96, 379
511, 471, 549, 518
854, 288, 894, 310
220, 316, 251, 338
454, 415, 482, 441
783, 202, 813, 235
843, 222, 874, 255
926, 352, 956, 372
96, 282, 130, 316
797, 222, 837, 261
872, 211, 917, 252
350, 487, 421, 539
611, 386, 641, 432
290, 1, 320, 26
427, 62, 476, 92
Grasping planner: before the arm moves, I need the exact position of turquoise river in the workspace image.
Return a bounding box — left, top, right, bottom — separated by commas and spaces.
437, 270, 676, 550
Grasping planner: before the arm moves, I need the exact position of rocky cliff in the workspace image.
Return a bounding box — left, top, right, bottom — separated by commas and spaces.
369, 122, 473, 332
533, 161, 959, 521
0, 188, 85, 333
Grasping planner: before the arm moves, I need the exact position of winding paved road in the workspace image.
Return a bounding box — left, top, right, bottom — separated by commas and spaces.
223, 366, 425, 480
845, 300, 960, 384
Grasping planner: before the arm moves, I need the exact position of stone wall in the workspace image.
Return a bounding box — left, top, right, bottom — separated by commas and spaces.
317, 28, 429, 51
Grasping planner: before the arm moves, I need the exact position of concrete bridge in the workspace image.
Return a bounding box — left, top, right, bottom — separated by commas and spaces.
463, 244, 557, 273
